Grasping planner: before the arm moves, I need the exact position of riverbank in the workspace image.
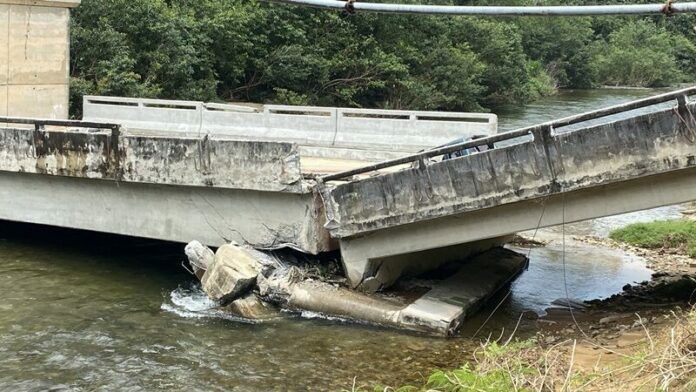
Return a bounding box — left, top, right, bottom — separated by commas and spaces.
359, 207, 696, 391
351, 308, 695, 391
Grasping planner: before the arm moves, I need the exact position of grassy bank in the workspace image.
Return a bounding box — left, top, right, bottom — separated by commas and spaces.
351, 310, 696, 392
609, 220, 696, 258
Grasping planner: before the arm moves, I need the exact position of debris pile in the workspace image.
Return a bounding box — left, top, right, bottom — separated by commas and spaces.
185, 241, 529, 336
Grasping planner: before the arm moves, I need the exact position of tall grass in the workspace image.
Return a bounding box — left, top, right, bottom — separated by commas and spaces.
348, 309, 696, 391
609, 220, 696, 258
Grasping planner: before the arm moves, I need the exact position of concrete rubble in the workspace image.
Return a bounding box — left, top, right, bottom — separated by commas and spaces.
184, 240, 214, 280
199, 243, 278, 304
186, 240, 528, 336
220, 293, 279, 320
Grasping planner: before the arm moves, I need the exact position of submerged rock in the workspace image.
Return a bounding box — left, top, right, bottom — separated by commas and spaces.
201, 244, 278, 305
221, 293, 278, 320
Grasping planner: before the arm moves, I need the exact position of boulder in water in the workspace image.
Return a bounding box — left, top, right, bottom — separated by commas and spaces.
201, 243, 278, 305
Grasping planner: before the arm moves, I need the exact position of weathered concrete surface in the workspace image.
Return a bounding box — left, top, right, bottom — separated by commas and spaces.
0, 1, 79, 7
201, 244, 277, 304
0, 125, 330, 251
121, 134, 304, 192
185, 240, 214, 279
82, 95, 498, 162
398, 248, 527, 334
325, 102, 696, 238
340, 167, 696, 280
0, 0, 77, 119
258, 267, 409, 328
221, 293, 278, 320
326, 101, 696, 288
0, 171, 334, 253
345, 235, 513, 292
257, 248, 527, 336
0, 127, 305, 192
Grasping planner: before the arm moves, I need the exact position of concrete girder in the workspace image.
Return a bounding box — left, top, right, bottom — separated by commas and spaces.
328, 100, 696, 290
340, 166, 696, 289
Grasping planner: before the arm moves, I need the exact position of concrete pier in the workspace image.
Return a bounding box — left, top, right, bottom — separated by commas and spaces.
0, 0, 79, 119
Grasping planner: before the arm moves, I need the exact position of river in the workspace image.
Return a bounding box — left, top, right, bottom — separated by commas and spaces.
0, 88, 685, 391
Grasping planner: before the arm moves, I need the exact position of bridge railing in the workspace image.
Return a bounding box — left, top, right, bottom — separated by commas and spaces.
0, 116, 120, 133
82, 96, 497, 156
320, 85, 696, 181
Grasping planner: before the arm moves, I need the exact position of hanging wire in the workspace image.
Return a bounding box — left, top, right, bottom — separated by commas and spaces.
561, 193, 593, 341
472, 197, 549, 339
265, 0, 696, 16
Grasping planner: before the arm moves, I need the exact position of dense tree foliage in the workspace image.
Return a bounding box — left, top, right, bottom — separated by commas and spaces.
69, 0, 696, 116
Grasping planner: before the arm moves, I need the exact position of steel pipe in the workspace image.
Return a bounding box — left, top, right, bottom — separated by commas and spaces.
266, 0, 696, 16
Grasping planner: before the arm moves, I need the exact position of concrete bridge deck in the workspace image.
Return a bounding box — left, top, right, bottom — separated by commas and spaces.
0, 88, 694, 293
322, 88, 696, 290
0, 101, 495, 256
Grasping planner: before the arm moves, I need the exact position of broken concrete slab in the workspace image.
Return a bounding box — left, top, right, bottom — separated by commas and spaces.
258, 267, 407, 328
201, 243, 279, 305
257, 248, 528, 336
398, 248, 529, 335
342, 235, 513, 292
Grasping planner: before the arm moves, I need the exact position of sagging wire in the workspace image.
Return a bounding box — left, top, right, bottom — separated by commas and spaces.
561, 192, 593, 341
472, 196, 549, 339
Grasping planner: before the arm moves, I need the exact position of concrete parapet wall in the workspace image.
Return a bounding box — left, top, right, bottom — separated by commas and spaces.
324, 101, 696, 239
82, 96, 497, 160
0, 0, 76, 118
0, 1, 79, 7
0, 126, 305, 193
328, 99, 696, 289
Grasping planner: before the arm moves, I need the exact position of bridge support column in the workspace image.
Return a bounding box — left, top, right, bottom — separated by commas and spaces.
0, 0, 80, 119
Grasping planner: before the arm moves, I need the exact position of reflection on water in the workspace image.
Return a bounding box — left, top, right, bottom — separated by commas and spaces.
0, 88, 683, 390
507, 243, 650, 314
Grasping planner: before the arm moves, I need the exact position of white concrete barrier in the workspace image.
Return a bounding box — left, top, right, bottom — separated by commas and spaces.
83, 96, 497, 157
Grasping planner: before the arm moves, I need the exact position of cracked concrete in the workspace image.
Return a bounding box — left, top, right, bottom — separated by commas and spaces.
326, 100, 696, 289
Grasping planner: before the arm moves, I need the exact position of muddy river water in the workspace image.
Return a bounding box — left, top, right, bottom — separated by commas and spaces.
0, 88, 685, 391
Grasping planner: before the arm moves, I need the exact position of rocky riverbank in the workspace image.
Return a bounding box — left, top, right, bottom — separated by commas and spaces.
369, 212, 696, 391
503, 212, 696, 390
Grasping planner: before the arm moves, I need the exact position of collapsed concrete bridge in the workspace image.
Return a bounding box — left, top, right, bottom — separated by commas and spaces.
322, 88, 696, 291
0, 87, 695, 295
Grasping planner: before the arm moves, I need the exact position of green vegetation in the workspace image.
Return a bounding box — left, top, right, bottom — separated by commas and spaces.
610, 219, 696, 257
349, 310, 696, 391
69, 0, 696, 117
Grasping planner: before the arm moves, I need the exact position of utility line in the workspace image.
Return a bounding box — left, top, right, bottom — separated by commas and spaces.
265, 0, 696, 16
